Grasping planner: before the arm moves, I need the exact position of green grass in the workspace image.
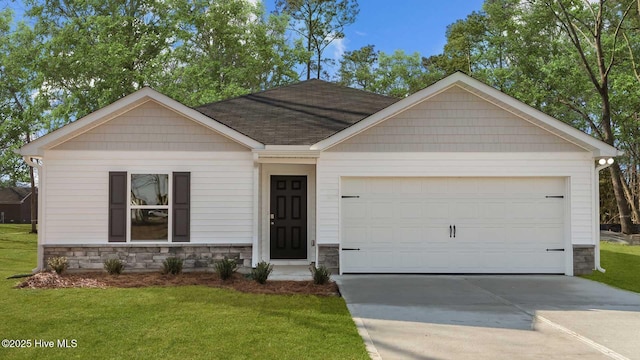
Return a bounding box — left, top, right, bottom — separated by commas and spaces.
0, 225, 368, 360
582, 241, 640, 293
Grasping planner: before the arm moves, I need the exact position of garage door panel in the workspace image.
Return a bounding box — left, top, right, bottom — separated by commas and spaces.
341, 177, 566, 274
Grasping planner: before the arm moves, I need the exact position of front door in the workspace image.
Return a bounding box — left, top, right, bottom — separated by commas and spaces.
270, 176, 307, 259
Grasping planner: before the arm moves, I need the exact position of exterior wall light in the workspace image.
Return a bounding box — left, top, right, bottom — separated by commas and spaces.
598, 158, 614, 165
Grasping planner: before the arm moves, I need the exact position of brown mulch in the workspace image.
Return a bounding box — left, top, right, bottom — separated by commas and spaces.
15, 271, 339, 296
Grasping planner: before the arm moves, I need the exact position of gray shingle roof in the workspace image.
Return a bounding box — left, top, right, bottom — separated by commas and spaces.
194, 79, 399, 145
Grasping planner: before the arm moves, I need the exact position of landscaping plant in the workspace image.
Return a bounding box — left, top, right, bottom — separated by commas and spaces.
251, 261, 273, 284
47, 256, 68, 274
104, 258, 124, 275
310, 265, 331, 285
214, 257, 238, 281
162, 257, 183, 275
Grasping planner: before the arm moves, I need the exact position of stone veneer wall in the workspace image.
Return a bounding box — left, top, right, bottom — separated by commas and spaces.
573, 245, 595, 275
317, 244, 339, 273
43, 244, 252, 272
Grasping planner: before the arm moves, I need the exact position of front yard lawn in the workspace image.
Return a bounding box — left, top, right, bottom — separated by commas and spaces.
0, 225, 368, 360
582, 241, 640, 293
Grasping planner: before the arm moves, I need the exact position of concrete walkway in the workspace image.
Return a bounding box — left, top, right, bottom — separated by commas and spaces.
336, 275, 640, 360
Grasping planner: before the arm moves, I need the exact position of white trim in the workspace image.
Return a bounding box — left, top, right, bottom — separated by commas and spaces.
311, 72, 620, 158
260, 164, 316, 263
19, 88, 264, 156
127, 172, 172, 243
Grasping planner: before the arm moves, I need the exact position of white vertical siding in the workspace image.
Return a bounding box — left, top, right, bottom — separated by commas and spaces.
329, 86, 584, 153
43, 150, 254, 245
316, 152, 595, 246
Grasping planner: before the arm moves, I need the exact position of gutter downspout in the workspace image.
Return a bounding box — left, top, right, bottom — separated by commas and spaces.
23, 156, 44, 272
594, 160, 614, 273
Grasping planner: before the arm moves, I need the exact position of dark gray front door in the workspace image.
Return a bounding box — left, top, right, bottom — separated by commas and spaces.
270, 176, 307, 259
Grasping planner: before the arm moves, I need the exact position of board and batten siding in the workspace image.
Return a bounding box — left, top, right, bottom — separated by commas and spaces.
329, 86, 584, 153
42, 150, 254, 245
52, 100, 247, 152
316, 152, 595, 246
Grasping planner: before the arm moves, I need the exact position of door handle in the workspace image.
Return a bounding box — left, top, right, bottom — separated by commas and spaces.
453, 225, 456, 238
449, 225, 452, 238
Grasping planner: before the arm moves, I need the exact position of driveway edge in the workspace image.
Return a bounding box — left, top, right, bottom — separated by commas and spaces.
349, 308, 382, 360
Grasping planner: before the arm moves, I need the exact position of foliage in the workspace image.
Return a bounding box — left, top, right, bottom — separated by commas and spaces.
337, 46, 438, 97
103, 258, 124, 275
251, 261, 273, 284
46, 256, 67, 275
162, 257, 183, 275
0, 9, 48, 209
310, 265, 331, 285
214, 257, 238, 281
0, 225, 369, 360
582, 242, 640, 293
276, 0, 359, 79
157, 0, 299, 106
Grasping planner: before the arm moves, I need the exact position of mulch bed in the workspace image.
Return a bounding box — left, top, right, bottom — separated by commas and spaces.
15, 271, 339, 296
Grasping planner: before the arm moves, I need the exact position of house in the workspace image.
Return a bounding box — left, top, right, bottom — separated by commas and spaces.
18, 72, 620, 275
0, 186, 36, 224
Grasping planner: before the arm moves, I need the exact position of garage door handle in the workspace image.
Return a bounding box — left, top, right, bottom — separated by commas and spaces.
453, 225, 456, 238
449, 225, 452, 238
342, 248, 360, 251
546, 248, 565, 252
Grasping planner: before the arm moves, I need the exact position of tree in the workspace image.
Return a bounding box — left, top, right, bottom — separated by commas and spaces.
0, 9, 49, 232
337, 46, 438, 98
535, 0, 638, 233
337, 44, 378, 90
276, 0, 359, 80
158, 0, 299, 106
26, 0, 176, 124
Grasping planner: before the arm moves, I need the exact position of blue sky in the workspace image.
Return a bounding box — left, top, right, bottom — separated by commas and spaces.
264, 0, 486, 59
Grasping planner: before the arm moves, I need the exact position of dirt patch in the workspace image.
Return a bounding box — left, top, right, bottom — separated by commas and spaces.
15, 272, 339, 296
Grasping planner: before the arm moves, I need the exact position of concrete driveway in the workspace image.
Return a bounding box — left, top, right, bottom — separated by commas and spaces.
336, 275, 640, 360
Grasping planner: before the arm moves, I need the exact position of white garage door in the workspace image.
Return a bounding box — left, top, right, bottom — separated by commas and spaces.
341, 177, 566, 273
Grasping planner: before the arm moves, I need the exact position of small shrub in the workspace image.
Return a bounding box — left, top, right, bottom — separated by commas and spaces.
214, 257, 238, 281
251, 261, 273, 284
104, 258, 124, 275
310, 265, 331, 285
162, 257, 183, 275
47, 256, 67, 275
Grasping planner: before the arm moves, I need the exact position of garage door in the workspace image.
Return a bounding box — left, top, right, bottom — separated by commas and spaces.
341, 177, 566, 273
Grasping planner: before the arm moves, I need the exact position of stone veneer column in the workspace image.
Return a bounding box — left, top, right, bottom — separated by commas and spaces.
573, 245, 595, 275
317, 244, 339, 274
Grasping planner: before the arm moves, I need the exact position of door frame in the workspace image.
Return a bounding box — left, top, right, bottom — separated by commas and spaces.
260, 164, 316, 262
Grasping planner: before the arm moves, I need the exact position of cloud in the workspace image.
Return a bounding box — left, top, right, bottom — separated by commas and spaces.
355, 31, 367, 36
330, 37, 347, 59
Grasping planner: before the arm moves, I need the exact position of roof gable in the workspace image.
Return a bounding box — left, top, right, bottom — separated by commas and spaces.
51, 100, 248, 152
195, 79, 399, 145
329, 85, 585, 153
312, 72, 620, 158
19, 88, 263, 156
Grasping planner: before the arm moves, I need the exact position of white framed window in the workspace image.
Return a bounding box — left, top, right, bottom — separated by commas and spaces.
129, 173, 171, 241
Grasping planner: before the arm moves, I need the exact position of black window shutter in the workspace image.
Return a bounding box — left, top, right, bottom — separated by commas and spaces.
108, 172, 127, 242
173, 172, 190, 242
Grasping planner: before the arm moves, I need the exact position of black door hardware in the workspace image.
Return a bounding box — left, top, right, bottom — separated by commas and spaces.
453, 225, 456, 238
545, 195, 564, 198
341, 195, 360, 199
342, 248, 361, 251
449, 225, 452, 238
546, 248, 565, 252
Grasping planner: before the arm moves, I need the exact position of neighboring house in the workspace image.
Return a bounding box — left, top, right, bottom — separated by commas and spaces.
18, 72, 620, 276
0, 186, 36, 224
